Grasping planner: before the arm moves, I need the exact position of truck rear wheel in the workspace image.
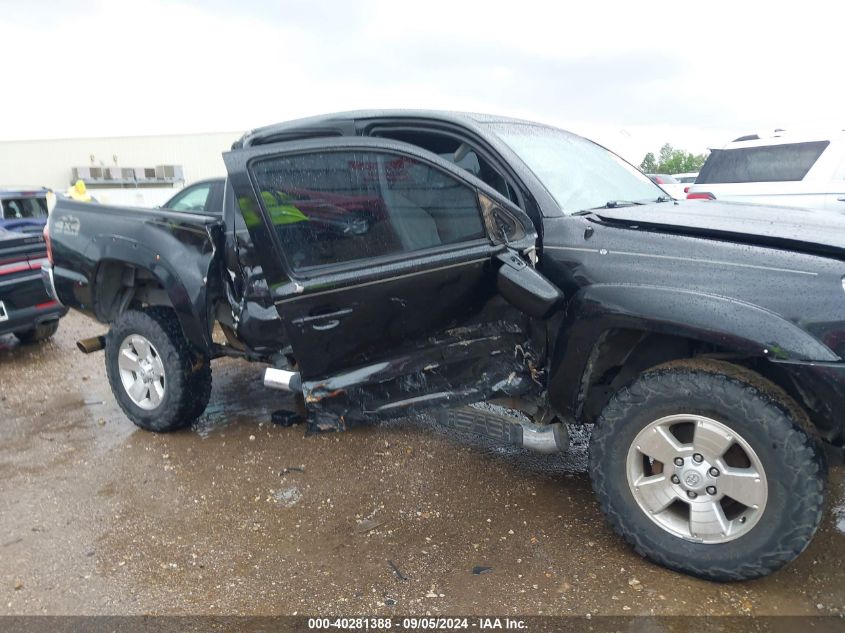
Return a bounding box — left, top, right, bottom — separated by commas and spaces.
589, 359, 825, 581
105, 307, 212, 432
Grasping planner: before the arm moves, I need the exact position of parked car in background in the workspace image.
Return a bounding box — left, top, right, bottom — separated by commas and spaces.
673, 172, 699, 196
0, 227, 65, 342
647, 173, 686, 199
161, 178, 225, 214
674, 172, 698, 184
687, 131, 845, 210
0, 187, 65, 342
0, 187, 50, 233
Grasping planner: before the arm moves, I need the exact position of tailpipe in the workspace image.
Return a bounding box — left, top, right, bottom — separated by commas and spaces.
434, 405, 568, 454
76, 335, 106, 354
263, 367, 302, 393
520, 420, 567, 454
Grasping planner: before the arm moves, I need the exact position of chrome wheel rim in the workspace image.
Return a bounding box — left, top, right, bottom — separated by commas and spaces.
117, 334, 166, 410
626, 414, 768, 544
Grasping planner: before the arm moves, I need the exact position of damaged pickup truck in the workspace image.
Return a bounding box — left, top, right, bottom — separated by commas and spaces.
45, 111, 845, 581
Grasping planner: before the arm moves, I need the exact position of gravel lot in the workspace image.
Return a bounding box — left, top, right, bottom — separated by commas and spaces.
1, 312, 843, 618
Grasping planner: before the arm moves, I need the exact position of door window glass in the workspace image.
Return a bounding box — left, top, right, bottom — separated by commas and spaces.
167, 183, 212, 212
1, 197, 47, 219
372, 130, 519, 203
250, 151, 485, 271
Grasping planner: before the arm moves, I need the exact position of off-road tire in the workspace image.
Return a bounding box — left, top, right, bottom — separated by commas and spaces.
14, 319, 59, 343
105, 307, 212, 432
589, 359, 826, 581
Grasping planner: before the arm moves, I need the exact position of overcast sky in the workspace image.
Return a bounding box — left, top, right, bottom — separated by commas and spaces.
2, 0, 843, 162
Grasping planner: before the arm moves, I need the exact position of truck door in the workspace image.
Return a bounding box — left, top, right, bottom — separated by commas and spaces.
224, 137, 546, 422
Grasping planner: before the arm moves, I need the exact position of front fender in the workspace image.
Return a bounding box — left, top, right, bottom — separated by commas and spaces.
548, 283, 838, 419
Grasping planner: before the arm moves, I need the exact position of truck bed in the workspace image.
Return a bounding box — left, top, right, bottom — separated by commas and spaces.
47, 199, 224, 352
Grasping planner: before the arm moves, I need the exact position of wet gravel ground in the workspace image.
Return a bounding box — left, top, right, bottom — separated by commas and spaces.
0, 312, 844, 617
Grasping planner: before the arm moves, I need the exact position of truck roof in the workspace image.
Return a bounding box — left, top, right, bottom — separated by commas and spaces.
234, 109, 547, 149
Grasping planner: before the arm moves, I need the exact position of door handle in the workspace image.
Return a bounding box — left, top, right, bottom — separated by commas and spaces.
838, 197, 845, 202
311, 319, 340, 331
292, 307, 353, 327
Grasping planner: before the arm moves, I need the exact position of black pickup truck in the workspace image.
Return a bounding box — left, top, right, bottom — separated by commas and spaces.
45, 111, 844, 581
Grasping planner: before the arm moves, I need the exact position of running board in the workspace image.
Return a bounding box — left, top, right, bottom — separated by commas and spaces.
434, 406, 567, 454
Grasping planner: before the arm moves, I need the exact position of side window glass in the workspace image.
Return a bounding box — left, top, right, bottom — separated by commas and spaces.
373, 130, 519, 204
251, 151, 486, 272
446, 146, 514, 202
1, 199, 46, 219
697, 141, 830, 184
168, 184, 212, 212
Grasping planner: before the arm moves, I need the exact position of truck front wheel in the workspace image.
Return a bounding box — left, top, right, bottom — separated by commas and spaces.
105, 308, 212, 432
589, 359, 825, 581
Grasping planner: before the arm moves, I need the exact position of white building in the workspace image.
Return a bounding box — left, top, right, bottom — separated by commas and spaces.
0, 131, 242, 207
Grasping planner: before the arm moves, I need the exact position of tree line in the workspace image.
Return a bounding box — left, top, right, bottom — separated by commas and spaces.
640, 143, 708, 174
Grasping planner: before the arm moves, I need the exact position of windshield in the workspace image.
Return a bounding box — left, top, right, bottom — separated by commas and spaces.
488, 123, 664, 213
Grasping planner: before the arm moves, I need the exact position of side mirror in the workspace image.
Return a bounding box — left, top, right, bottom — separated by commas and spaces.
496, 251, 563, 319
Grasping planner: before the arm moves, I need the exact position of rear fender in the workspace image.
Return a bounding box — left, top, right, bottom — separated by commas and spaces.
94, 236, 216, 355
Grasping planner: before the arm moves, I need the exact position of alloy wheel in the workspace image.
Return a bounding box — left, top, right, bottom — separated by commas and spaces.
626, 414, 768, 544
117, 334, 166, 410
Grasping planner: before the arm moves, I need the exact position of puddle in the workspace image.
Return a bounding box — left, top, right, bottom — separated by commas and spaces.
383, 412, 591, 477
193, 402, 235, 438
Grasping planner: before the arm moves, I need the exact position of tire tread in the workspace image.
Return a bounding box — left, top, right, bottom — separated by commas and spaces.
589, 359, 825, 581
105, 307, 211, 432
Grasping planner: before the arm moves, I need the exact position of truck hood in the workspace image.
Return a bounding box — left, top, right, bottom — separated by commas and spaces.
593, 201, 845, 258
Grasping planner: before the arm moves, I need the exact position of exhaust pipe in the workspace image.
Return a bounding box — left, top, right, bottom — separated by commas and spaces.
434, 406, 567, 454
77, 335, 106, 354
520, 421, 567, 454
264, 367, 302, 392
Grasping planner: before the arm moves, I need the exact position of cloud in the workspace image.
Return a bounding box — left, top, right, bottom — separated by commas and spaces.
1, 0, 842, 163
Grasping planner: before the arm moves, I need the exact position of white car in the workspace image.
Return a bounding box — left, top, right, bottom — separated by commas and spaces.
646, 173, 687, 199
674, 172, 698, 184
673, 172, 699, 197
687, 131, 845, 211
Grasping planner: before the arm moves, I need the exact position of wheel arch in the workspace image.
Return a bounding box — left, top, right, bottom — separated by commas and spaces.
92, 249, 214, 357
548, 284, 838, 436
